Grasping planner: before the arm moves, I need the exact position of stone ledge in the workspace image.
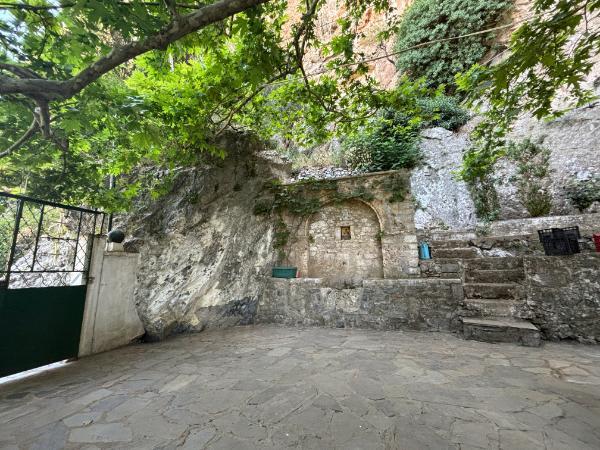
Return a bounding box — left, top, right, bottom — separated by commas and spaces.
269, 277, 463, 287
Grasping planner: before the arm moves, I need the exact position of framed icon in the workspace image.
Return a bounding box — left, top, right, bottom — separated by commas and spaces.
340, 226, 351, 240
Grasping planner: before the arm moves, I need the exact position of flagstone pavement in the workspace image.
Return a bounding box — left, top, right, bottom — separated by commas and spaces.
1, 325, 599, 449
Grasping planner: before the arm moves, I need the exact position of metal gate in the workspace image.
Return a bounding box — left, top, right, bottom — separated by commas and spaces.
0, 192, 106, 377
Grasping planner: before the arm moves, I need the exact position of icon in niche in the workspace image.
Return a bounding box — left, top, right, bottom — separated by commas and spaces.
340, 226, 351, 240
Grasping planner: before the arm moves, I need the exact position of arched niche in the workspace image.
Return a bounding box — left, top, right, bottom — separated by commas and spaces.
306, 199, 383, 286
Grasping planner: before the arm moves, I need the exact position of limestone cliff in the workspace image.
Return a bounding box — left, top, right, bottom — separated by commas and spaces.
120, 136, 288, 340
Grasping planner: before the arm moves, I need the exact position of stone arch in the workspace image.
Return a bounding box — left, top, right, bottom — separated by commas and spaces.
305, 199, 384, 286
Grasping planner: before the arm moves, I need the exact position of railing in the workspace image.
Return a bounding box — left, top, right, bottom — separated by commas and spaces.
0, 192, 106, 288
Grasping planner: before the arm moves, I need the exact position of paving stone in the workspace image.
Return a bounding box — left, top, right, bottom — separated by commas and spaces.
180, 426, 217, 449
72, 388, 113, 406
451, 420, 498, 449
266, 347, 292, 357
127, 410, 188, 441
0, 325, 599, 449
159, 374, 198, 393
499, 430, 545, 449
62, 411, 102, 427
105, 397, 151, 422
27, 422, 69, 450
68, 423, 132, 443
560, 366, 590, 376
312, 394, 343, 412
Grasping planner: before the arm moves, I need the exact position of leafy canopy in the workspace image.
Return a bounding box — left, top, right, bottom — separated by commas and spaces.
0, 0, 420, 210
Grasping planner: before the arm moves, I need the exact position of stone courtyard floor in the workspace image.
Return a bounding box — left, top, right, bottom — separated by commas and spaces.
1, 326, 600, 449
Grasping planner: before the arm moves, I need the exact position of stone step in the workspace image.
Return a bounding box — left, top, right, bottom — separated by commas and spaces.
462, 257, 524, 271
463, 283, 520, 300
465, 269, 525, 284
432, 247, 480, 259
428, 240, 472, 250
462, 298, 515, 317
427, 231, 478, 241
462, 317, 541, 347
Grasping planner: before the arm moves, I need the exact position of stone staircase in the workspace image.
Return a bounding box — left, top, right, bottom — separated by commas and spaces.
429, 240, 541, 347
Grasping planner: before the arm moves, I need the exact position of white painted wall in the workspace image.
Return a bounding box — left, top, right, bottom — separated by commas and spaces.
79, 236, 145, 357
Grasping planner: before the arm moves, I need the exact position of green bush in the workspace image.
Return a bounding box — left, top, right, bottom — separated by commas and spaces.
566, 176, 600, 211
342, 109, 422, 172
418, 95, 470, 131
506, 139, 553, 217
470, 176, 500, 222
395, 0, 512, 91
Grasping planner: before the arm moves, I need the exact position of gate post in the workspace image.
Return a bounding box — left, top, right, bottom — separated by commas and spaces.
4, 199, 24, 288
79, 236, 144, 357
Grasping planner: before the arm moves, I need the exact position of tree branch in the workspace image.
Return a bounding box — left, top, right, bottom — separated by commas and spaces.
0, 1, 204, 11
0, 0, 270, 100
0, 2, 75, 11
163, 0, 179, 17
0, 62, 42, 79
0, 118, 39, 159
214, 69, 293, 136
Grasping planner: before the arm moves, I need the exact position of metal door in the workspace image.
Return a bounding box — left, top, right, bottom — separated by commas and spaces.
0, 192, 105, 377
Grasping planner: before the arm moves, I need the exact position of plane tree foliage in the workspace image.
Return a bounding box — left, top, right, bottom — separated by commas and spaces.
456, 0, 600, 184
1, 0, 599, 212
0, 0, 413, 210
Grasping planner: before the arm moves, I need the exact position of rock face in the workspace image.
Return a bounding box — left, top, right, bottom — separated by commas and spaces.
521, 254, 600, 343
285, 0, 413, 88
411, 128, 478, 231
121, 137, 286, 340
410, 93, 600, 230
496, 100, 600, 218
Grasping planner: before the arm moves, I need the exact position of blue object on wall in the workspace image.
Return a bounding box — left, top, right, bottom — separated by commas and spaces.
419, 242, 431, 260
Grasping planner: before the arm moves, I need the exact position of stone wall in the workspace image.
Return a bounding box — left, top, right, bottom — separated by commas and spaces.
307, 200, 384, 285
283, 171, 419, 284
258, 278, 463, 331
520, 254, 600, 343
488, 213, 600, 237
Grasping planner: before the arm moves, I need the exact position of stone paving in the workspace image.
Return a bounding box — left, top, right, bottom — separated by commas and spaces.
1, 325, 600, 449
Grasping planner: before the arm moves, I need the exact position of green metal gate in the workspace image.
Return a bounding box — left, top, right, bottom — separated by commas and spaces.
0, 192, 105, 377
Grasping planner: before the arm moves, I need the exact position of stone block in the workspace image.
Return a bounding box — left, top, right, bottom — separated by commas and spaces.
105, 242, 125, 252
462, 318, 541, 347
441, 263, 460, 273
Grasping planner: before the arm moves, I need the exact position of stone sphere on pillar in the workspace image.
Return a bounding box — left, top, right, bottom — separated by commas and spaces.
107, 229, 126, 243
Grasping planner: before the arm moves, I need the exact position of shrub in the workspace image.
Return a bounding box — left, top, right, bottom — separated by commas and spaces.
342, 109, 422, 172
470, 176, 500, 222
566, 176, 600, 211
418, 95, 470, 131
506, 139, 553, 217
395, 0, 513, 92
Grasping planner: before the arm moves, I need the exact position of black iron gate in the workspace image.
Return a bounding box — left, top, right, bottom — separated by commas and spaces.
0, 192, 106, 377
